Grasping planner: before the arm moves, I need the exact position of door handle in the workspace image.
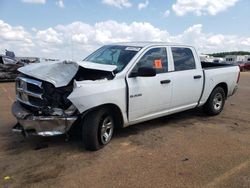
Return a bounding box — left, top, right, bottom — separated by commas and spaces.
160, 80, 171, 84
194, 75, 202, 79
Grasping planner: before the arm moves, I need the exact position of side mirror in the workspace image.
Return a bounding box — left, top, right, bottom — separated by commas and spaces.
129, 67, 156, 78
137, 67, 156, 77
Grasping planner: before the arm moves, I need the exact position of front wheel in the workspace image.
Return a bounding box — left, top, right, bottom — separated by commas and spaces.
203, 87, 226, 116
82, 107, 114, 151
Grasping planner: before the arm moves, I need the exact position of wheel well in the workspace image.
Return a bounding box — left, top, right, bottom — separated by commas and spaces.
215, 83, 228, 97
68, 104, 124, 135
89, 104, 124, 129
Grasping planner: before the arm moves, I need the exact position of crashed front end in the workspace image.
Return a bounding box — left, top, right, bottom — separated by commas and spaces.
12, 64, 79, 136
11, 60, 116, 137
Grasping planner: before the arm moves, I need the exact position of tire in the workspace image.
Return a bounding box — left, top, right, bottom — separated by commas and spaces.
82, 107, 115, 151
203, 87, 225, 116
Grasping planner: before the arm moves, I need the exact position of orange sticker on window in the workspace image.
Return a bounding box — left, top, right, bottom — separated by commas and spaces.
154, 59, 162, 69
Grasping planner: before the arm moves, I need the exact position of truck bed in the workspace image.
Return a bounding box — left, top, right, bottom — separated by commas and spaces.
201, 62, 237, 69
198, 62, 239, 107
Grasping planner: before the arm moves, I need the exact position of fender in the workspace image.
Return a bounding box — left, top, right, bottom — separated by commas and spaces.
68, 78, 127, 123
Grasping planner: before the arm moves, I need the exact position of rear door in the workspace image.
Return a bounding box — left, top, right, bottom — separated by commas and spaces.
169, 47, 203, 109
126, 47, 172, 122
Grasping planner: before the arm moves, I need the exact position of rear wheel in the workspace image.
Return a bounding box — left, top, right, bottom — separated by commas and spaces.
203, 87, 225, 116
82, 107, 114, 151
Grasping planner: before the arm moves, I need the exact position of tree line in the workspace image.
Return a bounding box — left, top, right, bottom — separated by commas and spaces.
207, 51, 250, 57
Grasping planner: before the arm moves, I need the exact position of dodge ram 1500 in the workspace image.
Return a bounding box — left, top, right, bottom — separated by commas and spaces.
12, 42, 240, 150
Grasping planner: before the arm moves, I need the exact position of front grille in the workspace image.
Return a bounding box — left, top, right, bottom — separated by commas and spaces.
27, 83, 43, 94
16, 76, 44, 108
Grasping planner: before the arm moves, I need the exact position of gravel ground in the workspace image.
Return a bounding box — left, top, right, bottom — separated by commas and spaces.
0, 72, 250, 188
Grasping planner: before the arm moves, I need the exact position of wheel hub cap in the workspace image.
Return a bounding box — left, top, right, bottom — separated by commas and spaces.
213, 93, 223, 110
100, 116, 114, 144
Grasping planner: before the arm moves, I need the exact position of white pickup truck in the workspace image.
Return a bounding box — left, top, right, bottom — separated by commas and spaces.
12, 42, 240, 150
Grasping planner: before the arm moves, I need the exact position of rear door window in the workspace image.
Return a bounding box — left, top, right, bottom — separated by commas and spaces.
171, 47, 196, 71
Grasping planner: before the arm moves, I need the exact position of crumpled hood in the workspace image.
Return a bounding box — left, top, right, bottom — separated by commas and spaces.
18, 60, 117, 88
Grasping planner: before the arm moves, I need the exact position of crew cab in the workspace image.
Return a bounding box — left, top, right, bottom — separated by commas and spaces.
12, 42, 240, 150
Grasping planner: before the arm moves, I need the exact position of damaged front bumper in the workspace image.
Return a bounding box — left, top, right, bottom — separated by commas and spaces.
12, 101, 78, 136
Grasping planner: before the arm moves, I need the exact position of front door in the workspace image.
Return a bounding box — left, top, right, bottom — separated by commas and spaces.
127, 47, 172, 122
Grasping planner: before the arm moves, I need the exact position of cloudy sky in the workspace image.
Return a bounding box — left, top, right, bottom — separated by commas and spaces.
0, 0, 250, 60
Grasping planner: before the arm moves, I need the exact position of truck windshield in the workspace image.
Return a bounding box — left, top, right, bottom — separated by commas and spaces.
84, 45, 141, 73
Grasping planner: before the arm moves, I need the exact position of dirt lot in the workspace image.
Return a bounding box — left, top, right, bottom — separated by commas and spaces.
0, 73, 250, 188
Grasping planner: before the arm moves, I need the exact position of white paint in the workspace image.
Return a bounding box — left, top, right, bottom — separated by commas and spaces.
18, 42, 239, 128
67, 43, 239, 127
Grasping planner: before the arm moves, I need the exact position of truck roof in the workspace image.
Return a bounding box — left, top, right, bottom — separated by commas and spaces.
112, 42, 193, 48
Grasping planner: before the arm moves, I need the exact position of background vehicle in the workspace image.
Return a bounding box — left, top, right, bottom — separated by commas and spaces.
12, 42, 240, 150
238, 62, 250, 71
0, 50, 23, 81
0, 50, 40, 81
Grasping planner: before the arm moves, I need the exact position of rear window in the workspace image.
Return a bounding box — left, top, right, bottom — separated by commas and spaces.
171, 47, 196, 71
